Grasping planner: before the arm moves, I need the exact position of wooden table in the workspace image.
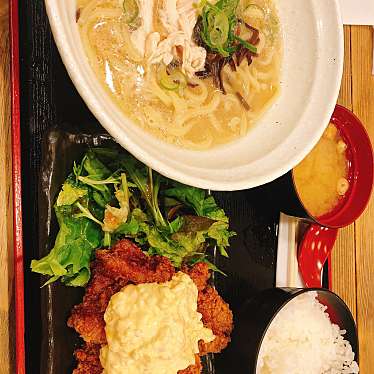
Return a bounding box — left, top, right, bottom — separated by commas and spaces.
332, 26, 374, 372
0, 1, 373, 372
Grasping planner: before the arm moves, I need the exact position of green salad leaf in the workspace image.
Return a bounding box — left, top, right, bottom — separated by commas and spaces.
31, 147, 235, 287
163, 184, 228, 222
56, 180, 88, 207
31, 206, 102, 287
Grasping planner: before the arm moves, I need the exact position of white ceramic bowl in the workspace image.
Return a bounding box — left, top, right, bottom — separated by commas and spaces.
45, 0, 343, 191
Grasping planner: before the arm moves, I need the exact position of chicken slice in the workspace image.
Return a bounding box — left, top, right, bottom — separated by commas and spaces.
147, 0, 206, 76
127, 0, 155, 57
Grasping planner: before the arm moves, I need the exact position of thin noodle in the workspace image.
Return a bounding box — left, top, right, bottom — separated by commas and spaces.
240, 113, 248, 136
81, 21, 103, 76
148, 79, 173, 107
256, 32, 267, 54
209, 113, 223, 132
184, 81, 209, 103
118, 23, 144, 62
242, 68, 261, 92
175, 94, 221, 127
256, 47, 275, 67
251, 66, 273, 82
228, 117, 241, 131
78, 0, 105, 24
77, 0, 281, 149
169, 92, 189, 113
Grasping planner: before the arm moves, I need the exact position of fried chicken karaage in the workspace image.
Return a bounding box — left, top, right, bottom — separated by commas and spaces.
68, 239, 233, 373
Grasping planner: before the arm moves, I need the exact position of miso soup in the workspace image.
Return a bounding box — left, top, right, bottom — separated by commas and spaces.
293, 123, 350, 218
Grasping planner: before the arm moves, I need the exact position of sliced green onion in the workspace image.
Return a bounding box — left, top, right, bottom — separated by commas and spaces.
234, 35, 257, 53
158, 67, 187, 91
243, 3, 266, 20
212, 12, 230, 44
122, 0, 139, 25
207, 9, 218, 26
203, 7, 231, 55
200, 0, 260, 58
217, 0, 239, 15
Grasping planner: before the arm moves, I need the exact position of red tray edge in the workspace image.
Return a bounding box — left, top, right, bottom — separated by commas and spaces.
9, 0, 26, 373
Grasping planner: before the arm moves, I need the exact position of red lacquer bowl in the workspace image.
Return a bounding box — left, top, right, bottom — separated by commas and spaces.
316, 105, 374, 228
299, 105, 373, 288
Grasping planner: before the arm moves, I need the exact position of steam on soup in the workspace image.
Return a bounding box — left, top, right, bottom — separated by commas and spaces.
293, 123, 350, 219
76, 0, 282, 149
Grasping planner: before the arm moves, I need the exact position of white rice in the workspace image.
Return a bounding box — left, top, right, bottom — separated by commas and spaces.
257, 292, 359, 374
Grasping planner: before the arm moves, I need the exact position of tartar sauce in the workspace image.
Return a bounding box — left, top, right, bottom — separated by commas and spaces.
100, 272, 215, 374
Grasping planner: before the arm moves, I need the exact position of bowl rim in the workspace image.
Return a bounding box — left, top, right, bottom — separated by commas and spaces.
253, 287, 359, 372
318, 105, 374, 227
44, 0, 344, 191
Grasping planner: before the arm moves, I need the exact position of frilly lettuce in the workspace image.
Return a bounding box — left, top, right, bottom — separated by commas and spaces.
31, 148, 235, 287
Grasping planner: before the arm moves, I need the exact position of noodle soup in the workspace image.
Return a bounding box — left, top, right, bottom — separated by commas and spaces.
76, 0, 282, 149
293, 123, 350, 219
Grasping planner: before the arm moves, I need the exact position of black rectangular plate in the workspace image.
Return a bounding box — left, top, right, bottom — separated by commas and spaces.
36, 127, 279, 374
19, 1, 278, 373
